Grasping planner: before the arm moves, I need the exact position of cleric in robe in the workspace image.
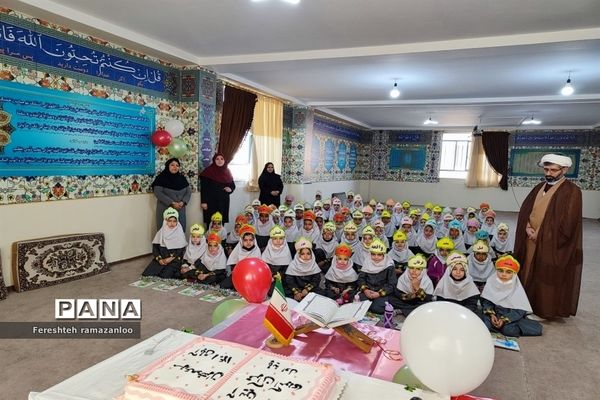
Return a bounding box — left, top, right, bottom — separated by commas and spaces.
513, 153, 583, 320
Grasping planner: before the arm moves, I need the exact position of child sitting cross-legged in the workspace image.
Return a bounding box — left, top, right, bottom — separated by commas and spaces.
142, 207, 187, 279
388, 254, 434, 316
193, 232, 227, 286
433, 251, 480, 313
284, 237, 323, 301
481, 255, 542, 337
261, 225, 292, 285
180, 224, 207, 280
324, 243, 358, 304
357, 239, 397, 314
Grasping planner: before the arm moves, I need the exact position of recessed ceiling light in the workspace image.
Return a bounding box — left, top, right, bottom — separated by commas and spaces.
522, 115, 541, 125
561, 74, 574, 96
389, 81, 400, 99
424, 117, 438, 125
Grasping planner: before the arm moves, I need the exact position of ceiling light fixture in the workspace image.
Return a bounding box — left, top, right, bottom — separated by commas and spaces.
522, 114, 541, 125
423, 117, 438, 125
389, 81, 400, 99
561, 72, 574, 96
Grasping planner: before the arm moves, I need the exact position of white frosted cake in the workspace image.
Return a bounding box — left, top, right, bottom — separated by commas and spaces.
121, 336, 343, 400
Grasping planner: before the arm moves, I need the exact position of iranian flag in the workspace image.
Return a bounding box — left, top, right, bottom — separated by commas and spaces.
263, 275, 294, 346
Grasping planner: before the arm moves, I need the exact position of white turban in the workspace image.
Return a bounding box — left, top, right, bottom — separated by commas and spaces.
538, 154, 572, 168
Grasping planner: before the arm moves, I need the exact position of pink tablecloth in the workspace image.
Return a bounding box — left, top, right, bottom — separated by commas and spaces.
211, 304, 404, 381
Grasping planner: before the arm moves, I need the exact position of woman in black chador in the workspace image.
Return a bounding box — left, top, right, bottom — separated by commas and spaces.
258, 162, 284, 207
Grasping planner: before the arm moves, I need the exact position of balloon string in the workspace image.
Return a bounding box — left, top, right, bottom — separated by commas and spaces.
361, 328, 403, 361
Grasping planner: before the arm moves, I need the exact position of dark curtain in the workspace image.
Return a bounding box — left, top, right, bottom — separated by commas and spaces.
481, 131, 510, 190
217, 85, 257, 162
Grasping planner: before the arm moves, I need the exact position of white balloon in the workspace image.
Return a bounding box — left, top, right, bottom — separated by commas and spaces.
164, 119, 185, 137
401, 301, 494, 396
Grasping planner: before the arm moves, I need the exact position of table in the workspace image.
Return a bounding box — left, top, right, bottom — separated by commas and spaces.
207, 303, 403, 381
29, 327, 447, 400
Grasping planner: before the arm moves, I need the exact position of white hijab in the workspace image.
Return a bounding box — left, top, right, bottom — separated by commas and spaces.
226, 241, 262, 265
325, 258, 358, 283
256, 217, 274, 236
200, 245, 227, 271
300, 226, 321, 244
434, 265, 480, 301
360, 254, 393, 274
467, 253, 495, 282
490, 234, 512, 253
388, 243, 414, 264
152, 221, 187, 249
183, 236, 207, 265
396, 268, 434, 295
261, 239, 292, 265
341, 234, 360, 248
285, 251, 321, 276
316, 235, 339, 258
450, 233, 467, 253
226, 229, 240, 244
481, 273, 532, 313
284, 223, 300, 243
415, 231, 437, 253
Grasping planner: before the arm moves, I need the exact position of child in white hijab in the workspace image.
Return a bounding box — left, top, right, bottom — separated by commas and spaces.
142, 207, 187, 278
180, 224, 207, 280
388, 230, 414, 277
468, 240, 495, 290
220, 224, 262, 290
433, 252, 480, 313
388, 254, 434, 316
489, 223, 513, 258
324, 243, 358, 304
194, 232, 227, 286
315, 222, 339, 273
284, 238, 323, 300
357, 240, 396, 314
481, 255, 542, 337
261, 225, 292, 280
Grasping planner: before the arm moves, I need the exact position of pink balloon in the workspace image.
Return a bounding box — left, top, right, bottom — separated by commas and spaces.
151, 129, 172, 147
232, 258, 272, 303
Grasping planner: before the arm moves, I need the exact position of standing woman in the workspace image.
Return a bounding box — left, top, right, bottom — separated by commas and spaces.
152, 158, 192, 231
200, 153, 236, 226
258, 162, 284, 207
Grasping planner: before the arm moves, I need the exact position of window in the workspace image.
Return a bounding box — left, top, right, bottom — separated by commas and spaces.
228, 132, 253, 181
439, 133, 471, 179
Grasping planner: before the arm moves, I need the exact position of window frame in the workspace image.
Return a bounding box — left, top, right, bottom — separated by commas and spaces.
439, 132, 472, 179
228, 132, 253, 182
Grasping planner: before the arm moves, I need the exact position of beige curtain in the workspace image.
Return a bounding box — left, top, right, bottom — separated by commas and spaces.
465, 134, 500, 187
247, 94, 284, 191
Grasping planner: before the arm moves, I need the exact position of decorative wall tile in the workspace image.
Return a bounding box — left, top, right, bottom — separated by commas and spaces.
0, 8, 207, 205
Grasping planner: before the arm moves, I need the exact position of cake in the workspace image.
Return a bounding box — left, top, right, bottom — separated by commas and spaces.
121, 336, 343, 400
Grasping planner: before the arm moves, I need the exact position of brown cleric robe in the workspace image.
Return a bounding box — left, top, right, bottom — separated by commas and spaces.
514, 179, 583, 319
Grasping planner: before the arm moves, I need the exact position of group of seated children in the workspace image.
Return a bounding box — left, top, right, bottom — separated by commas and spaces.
142, 193, 541, 337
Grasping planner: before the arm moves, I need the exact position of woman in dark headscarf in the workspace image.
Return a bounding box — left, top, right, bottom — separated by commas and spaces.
200, 153, 236, 225
152, 158, 192, 230
258, 162, 284, 207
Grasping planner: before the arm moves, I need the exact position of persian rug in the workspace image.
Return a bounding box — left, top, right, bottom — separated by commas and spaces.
0, 250, 7, 300
12, 233, 109, 292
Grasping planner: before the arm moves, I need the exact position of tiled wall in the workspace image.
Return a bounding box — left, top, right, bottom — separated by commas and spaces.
0, 8, 217, 205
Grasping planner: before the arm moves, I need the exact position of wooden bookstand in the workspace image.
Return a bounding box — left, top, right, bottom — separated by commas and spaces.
294, 322, 375, 353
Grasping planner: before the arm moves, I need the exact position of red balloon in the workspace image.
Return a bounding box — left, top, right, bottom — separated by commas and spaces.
151, 129, 172, 147
232, 258, 272, 303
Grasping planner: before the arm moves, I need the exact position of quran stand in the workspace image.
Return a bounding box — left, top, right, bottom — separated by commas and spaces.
294, 322, 375, 353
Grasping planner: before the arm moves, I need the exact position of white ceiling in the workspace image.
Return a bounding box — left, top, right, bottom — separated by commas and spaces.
7, 0, 600, 130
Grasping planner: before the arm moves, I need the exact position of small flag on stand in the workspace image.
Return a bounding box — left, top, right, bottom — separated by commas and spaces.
263, 274, 294, 346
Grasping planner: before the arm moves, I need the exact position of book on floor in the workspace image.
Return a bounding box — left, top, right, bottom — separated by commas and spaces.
295, 292, 371, 328
491, 333, 520, 351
